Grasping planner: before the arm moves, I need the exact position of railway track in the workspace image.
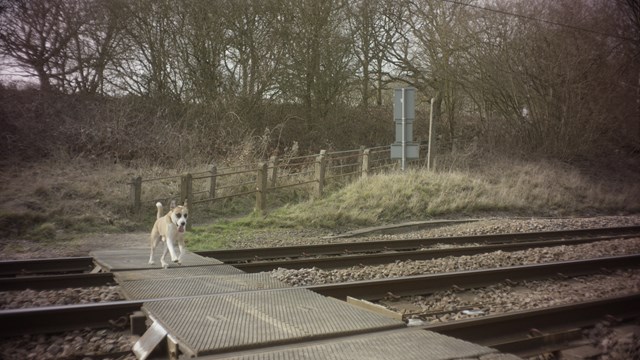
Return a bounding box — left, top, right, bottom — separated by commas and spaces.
2, 254, 639, 336
2, 225, 639, 277
2, 225, 639, 291
2, 225, 640, 358
422, 293, 640, 358
198, 225, 640, 262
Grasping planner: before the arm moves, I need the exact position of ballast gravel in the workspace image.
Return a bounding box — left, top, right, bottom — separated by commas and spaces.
0, 286, 122, 310
0, 329, 137, 360
270, 237, 640, 286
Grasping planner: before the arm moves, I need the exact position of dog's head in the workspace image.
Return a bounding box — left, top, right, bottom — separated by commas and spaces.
170, 200, 189, 233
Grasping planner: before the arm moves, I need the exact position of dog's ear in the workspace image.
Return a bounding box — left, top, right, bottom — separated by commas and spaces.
170, 199, 176, 209
183, 199, 188, 207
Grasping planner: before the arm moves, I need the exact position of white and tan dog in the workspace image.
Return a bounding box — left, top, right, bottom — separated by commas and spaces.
149, 200, 188, 268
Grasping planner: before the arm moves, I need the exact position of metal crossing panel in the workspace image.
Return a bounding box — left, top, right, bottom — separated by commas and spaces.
120, 273, 290, 300
198, 328, 514, 360
91, 248, 222, 271
142, 288, 405, 357
114, 265, 244, 282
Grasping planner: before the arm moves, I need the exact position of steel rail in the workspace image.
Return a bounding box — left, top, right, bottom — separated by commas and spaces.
0, 300, 144, 337
1, 226, 618, 276
0, 256, 94, 277
2, 233, 639, 290
2, 255, 638, 337
422, 293, 640, 357
0, 272, 115, 291
231, 235, 638, 272
197, 225, 640, 262
304, 254, 640, 300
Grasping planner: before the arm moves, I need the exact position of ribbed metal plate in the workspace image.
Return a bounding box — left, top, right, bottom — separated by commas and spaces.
115, 265, 244, 282
91, 248, 222, 271
142, 288, 405, 357
120, 273, 290, 300
199, 328, 514, 360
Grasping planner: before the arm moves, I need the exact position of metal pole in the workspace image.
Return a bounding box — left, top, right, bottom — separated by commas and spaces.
401, 88, 406, 171
427, 98, 434, 171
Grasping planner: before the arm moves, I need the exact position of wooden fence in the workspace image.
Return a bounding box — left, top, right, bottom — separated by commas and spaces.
129, 144, 428, 216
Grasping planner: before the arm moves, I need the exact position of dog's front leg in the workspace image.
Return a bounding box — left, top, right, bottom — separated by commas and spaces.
178, 236, 185, 265
160, 239, 170, 268
177, 245, 185, 265
165, 235, 180, 265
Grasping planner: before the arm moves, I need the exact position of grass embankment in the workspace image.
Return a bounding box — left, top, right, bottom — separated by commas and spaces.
1, 156, 638, 251
187, 159, 640, 250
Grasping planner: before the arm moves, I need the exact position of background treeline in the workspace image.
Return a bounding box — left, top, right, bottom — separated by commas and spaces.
1, 0, 639, 166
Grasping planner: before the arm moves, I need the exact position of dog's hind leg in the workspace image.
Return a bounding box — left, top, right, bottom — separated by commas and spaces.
148, 246, 155, 265
161, 247, 169, 268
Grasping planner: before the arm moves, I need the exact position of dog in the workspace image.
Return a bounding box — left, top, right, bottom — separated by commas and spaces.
148, 200, 188, 268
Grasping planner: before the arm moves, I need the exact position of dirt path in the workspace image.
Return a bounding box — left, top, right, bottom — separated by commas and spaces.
0, 232, 149, 260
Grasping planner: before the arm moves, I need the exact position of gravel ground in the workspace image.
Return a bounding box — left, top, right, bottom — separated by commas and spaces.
380, 269, 640, 324
0, 286, 122, 310
0, 329, 137, 360
270, 237, 640, 285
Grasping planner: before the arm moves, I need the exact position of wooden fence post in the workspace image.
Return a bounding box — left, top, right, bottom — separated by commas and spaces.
256, 162, 268, 213
181, 173, 193, 230
362, 148, 371, 177
315, 150, 327, 197
130, 176, 142, 214
358, 145, 365, 175
209, 164, 217, 200
269, 155, 278, 188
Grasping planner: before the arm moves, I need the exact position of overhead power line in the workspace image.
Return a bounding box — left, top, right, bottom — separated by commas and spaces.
441, 0, 636, 43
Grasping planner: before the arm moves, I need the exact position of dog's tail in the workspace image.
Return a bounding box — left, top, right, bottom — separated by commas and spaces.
156, 202, 163, 219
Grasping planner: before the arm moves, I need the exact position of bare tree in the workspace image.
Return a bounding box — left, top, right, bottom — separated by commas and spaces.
172, 0, 226, 103
620, 0, 640, 141
222, 0, 286, 108
108, 0, 184, 98
63, 0, 125, 94
0, 0, 84, 92
465, 0, 635, 157
382, 0, 475, 150
277, 0, 356, 118
346, 0, 391, 107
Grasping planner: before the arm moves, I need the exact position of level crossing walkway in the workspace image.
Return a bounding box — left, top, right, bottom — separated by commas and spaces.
91, 248, 521, 360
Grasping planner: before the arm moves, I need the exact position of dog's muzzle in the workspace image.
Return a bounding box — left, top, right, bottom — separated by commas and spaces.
178, 223, 186, 233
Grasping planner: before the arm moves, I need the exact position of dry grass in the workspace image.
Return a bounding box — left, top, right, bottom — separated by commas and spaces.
0, 158, 134, 238
247, 158, 640, 229
1, 152, 639, 248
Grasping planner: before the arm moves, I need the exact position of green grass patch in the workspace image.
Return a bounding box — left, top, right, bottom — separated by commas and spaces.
186, 220, 244, 251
